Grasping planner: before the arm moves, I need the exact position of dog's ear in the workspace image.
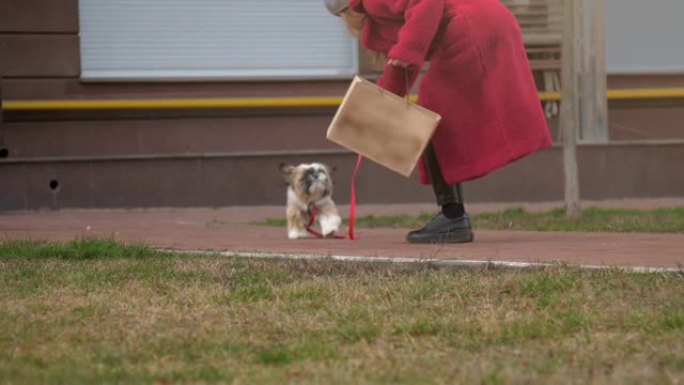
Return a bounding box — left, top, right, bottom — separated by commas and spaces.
322, 163, 337, 173
279, 163, 296, 184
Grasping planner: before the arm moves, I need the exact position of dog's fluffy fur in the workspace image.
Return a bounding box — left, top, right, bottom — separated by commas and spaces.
280, 163, 342, 239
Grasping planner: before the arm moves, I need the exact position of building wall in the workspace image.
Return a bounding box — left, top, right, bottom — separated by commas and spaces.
1, 0, 684, 211
0, 0, 80, 76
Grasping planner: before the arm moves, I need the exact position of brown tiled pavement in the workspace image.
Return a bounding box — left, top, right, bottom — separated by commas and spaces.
1, 198, 683, 269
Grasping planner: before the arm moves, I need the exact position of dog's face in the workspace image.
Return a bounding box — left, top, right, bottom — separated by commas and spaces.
280, 163, 334, 203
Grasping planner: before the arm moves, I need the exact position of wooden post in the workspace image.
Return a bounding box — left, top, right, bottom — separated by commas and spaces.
0, 76, 5, 153
561, 0, 581, 217
579, 0, 609, 142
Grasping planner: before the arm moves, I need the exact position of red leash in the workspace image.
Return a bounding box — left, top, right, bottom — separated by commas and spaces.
306, 154, 363, 240
305, 204, 335, 238
347, 154, 363, 240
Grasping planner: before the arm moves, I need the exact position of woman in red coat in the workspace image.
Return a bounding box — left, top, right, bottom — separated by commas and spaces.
325, 0, 552, 243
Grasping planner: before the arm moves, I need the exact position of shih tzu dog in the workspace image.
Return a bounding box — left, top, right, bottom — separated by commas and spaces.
279, 162, 342, 239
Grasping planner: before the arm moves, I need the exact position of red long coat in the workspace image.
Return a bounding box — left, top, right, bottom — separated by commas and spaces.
349, 0, 552, 184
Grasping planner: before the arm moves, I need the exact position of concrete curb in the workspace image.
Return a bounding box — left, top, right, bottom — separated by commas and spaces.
160, 249, 684, 274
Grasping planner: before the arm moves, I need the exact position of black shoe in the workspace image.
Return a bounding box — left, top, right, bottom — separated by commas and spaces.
406, 213, 474, 244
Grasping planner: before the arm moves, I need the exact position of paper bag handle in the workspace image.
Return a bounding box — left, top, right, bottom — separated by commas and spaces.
374, 67, 412, 105
404, 68, 411, 105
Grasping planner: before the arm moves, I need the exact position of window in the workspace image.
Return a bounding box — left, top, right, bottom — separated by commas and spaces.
606, 0, 684, 73
79, 0, 358, 81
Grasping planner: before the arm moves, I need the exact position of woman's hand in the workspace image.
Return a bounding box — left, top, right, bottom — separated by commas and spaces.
387, 58, 411, 68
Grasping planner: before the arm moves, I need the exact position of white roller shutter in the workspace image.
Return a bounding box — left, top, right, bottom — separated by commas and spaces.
606, 0, 684, 74
79, 0, 358, 81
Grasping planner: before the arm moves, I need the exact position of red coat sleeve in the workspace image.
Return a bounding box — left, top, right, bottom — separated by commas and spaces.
388, 0, 444, 67
377, 0, 444, 96
376, 63, 420, 97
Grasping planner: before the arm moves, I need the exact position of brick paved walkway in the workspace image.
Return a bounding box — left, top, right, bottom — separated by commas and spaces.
1, 198, 683, 269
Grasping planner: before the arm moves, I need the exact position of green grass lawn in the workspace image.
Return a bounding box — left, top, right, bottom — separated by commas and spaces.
1, 239, 683, 384
258, 206, 684, 233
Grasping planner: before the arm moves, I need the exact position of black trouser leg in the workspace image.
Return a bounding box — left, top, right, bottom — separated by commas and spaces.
423, 143, 465, 218
423, 143, 457, 205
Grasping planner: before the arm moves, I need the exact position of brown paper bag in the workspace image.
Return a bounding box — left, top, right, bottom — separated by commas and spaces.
326, 76, 441, 177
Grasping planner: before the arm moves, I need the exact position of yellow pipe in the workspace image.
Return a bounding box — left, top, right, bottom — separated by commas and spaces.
2, 96, 346, 111
3, 88, 684, 111
607, 88, 684, 100
539, 92, 561, 102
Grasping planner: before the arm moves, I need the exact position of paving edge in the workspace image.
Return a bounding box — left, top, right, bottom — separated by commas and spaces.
158, 249, 684, 274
